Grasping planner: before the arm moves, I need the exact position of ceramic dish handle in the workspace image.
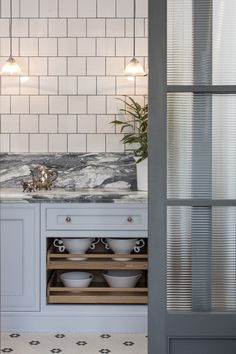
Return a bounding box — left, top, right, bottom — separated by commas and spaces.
101, 238, 110, 250
53, 238, 66, 252
134, 239, 145, 253
136, 273, 143, 281
90, 238, 101, 250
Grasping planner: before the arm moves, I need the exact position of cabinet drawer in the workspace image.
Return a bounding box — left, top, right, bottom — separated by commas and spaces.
45, 206, 147, 231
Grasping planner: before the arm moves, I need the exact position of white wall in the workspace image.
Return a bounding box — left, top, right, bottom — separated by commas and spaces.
0, 0, 148, 153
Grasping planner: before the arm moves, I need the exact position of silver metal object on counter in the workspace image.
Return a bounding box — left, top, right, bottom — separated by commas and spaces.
22, 165, 58, 192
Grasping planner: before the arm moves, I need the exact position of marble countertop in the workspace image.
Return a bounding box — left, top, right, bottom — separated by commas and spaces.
0, 187, 148, 204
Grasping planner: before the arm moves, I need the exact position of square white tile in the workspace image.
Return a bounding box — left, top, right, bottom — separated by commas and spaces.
49, 134, 67, 152
116, 38, 133, 56
77, 0, 96, 18
116, 76, 135, 95
49, 96, 68, 114
40, 77, 58, 95
29, 57, 47, 76
68, 19, 86, 37
59, 77, 77, 95
116, 0, 133, 17
0, 96, 10, 114
49, 57, 67, 76
106, 57, 124, 75
30, 133, 48, 152
136, 0, 148, 17
20, 115, 39, 133
68, 96, 87, 114
88, 96, 106, 114
97, 115, 115, 133
77, 38, 96, 56
30, 96, 49, 114
20, 76, 39, 95
97, 76, 116, 95
12, 19, 28, 37
20, 0, 38, 17
87, 133, 106, 152
0, 19, 9, 37
58, 38, 77, 57
87, 57, 105, 76
10, 134, 29, 152
39, 38, 58, 56
11, 96, 29, 114
40, 0, 58, 17
106, 133, 124, 152
59, 0, 77, 17
29, 19, 48, 37
136, 76, 148, 95
58, 115, 77, 133
97, 38, 115, 57
87, 19, 105, 37
68, 134, 87, 152
106, 19, 124, 37
20, 38, 38, 56
39, 115, 58, 133
1, 76, 19, 95
0, 134, 10, 152
1, 115, 20, 133
135, 38, 148, 56
49, 19, 67, 37
97, 0, 115, 17
78, 115, 96, 133
68, 57, 86, 76
78, 76, 96, 95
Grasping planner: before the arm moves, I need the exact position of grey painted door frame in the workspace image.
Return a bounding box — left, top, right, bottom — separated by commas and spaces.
148, 0, 236, 353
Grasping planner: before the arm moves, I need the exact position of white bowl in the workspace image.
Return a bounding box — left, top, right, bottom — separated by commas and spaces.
61, 238, 92, 260
103, 270, 142, 288
106, 238, 138, 261
60, 271, 93, 288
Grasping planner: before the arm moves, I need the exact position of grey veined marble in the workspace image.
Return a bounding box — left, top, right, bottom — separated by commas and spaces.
0, 153, 137, 190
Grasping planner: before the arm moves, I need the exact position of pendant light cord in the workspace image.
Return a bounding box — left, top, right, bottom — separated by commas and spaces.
9, 0, 12, 57
133, 0, 136, 58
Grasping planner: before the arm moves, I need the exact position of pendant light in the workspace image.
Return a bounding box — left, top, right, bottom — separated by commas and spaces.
124, 0, 145, 76
1, 0, 22, 75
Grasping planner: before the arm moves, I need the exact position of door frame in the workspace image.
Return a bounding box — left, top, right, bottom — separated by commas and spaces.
148, 0, 236, 353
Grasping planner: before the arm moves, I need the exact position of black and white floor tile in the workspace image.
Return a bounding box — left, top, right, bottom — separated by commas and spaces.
1, 333, 147, 354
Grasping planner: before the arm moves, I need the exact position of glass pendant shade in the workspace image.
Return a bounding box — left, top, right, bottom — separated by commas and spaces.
124, 57, 145, 76
1, 56, 22, 75
1, 0, 22, 76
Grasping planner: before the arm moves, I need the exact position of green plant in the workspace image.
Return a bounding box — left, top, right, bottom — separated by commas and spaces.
111, 96, 148, 163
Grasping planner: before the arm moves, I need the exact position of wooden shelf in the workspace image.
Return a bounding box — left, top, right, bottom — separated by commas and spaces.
47, 247, 148, 270
47, 273, 148, 304
47, 241, 148, 304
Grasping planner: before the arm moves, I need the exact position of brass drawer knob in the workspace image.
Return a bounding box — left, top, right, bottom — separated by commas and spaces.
127, 216, 133, 223
65, 216, 71, 223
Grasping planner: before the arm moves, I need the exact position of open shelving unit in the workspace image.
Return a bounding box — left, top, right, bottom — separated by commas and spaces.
47, 240, 148, 304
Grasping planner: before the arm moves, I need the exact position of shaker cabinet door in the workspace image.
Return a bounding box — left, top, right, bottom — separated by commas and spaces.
0, 205, 40, 312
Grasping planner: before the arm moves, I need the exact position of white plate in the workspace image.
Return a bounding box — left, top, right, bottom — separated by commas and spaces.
68, 256, 87, 261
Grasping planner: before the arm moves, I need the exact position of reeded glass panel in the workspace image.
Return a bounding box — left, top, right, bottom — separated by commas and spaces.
167, 93, 236, 199
167, 206, 236, 312
167, 0, 193, 85
167, 0, 236, 85
213, 0, 236, 84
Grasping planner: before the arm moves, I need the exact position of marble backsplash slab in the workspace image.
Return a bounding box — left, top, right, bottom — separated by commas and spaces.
0, 153, 137, 190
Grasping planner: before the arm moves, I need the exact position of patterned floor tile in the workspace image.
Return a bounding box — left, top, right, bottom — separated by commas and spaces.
1, 333, 147, 354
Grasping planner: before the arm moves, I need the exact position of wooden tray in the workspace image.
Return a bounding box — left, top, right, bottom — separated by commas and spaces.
47, 244, 148, 270
47, 272, 148, 304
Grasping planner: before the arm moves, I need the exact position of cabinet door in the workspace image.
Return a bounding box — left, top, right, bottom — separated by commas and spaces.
0, 205, 40, 312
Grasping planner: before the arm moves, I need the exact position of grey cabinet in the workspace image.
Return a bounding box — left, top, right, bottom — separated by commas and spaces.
0, 204, 40, 312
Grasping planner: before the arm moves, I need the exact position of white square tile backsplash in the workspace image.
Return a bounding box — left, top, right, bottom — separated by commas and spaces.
0, 0, 148, 153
